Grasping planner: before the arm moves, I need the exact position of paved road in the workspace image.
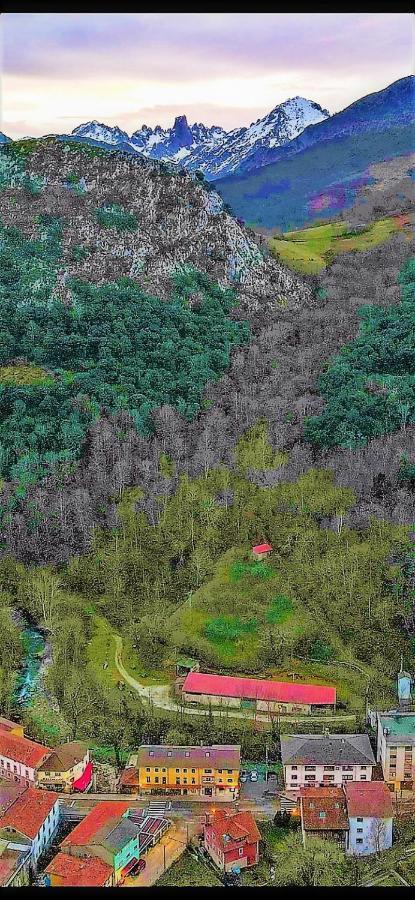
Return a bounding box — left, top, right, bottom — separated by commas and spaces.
114, 635, 356, 726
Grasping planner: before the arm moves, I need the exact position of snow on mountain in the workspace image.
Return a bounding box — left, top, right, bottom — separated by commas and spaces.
184, 97, 329, 179
72, 120, 131, 146
68, 97, 329, 179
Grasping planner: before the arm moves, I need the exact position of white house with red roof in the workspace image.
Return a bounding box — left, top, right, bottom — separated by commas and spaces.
345, 781, 394, 855
182, 671, 336, 716
204, 808, 260, 872
0, 731, 51, 789
0, 785, 60, 868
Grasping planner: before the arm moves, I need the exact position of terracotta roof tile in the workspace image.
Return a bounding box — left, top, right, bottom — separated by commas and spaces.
345, 781, 394, 818
45, 852, 112, 886
61, 801, 130, 847
0, 732, 51, 769
0, 786, 59, 840
300, 787, 349, 832
208, 810, 260, 851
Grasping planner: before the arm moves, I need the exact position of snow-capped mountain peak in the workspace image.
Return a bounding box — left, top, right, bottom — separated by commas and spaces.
68, 95, 330, 178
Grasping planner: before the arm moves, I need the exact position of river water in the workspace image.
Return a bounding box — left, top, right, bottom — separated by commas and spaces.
11, 609, 52, 707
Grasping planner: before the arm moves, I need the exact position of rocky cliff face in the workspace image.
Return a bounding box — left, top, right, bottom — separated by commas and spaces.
0, 137, 310, 311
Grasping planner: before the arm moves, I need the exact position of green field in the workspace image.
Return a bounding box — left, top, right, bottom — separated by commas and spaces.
156, 850, 222, 887
269, 215, 410, 274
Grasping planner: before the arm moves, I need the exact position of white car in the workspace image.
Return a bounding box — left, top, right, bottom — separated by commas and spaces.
250, 771, 258, 782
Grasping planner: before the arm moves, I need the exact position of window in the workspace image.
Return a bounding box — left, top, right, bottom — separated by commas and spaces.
183, 768, 187, 773
155, 767, 159, 773
360, 775, 367, 780
361, 766, 367, 770
291, 775, 297, 780
167, 751, 172, 757
191, 778, 196, 785
155, 777, 159, 784
205, 751, 210, 758
176, 778, 180, 785
227, 769, 233, 774
342, 766, 353, 772
342, 775, 353, 781
218, 769, 222, 774
162, 768, 166, 773
191, 768, 196, 774
356, 839, 363, 845
149, 751, 154, 757
176, 768, 180, 773
319, 812, 326, 820
305, 775, 315, 781
183, 778, 187, 784
405, 747, 412, 752
146, 767, 150, 772
357, 828, 363, 834
238, 848, 244, 857
357, 818, 363, 823
291, 766, 298, 770
305, 766, 315, 771
227, 779, 233, 784
185, 751, 190, 758
324, 766, 335, 771
204, 769, 212, 774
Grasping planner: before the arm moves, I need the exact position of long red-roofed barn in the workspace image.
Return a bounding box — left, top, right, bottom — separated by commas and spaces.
182, 671, 336, 717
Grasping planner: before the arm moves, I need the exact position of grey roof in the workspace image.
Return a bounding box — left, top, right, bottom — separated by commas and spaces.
280, 734, 375, 766
100, 818, 140, 852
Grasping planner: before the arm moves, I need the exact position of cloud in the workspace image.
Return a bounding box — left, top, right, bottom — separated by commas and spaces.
2, 13, 414, 138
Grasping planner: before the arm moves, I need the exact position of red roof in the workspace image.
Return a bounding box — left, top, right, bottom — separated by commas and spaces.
45, 852, 112, 887
119, 767, 140, 789
0, 786, 59, 840
252, 543, 272, 553
300, 786, 349, 832
62, 801, 130, 847
0, 731, 51, 769
207, 810, 260, 852
183, 671, 336, 706
345, 781, 394, 819
72, 760, 93, 792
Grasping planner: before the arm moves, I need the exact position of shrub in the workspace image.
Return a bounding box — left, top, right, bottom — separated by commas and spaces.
95, 204, 138, 232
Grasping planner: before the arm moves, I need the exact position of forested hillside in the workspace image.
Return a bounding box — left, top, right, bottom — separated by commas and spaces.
0, 131, 413, 745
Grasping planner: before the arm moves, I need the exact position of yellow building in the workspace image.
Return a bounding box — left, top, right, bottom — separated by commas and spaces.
36, 742, 92, 793
136, 744, 240, 799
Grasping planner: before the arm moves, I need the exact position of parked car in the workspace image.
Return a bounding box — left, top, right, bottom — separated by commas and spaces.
129, 859, 146, 876
240, 772, 248, 783
250, 770, 258, 782
266, 771, 277, 781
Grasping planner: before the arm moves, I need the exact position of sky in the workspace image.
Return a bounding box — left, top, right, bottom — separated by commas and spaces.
1, 12, 414, 139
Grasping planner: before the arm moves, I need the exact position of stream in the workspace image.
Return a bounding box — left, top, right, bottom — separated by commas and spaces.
11, 609, 52, 707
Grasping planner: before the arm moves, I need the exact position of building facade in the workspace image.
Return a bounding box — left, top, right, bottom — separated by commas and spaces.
182, 672, 336, 717
204, 810, 260, 872
300, 787, 349, 850
377, 712, 415, 791
0, 731, 52, 790
61, 802, 141, 884
0, 786, 60, 868
44, 852, 113, 887
281, 734, 375, 789
36, 742, 93, 793
136, 745, 240, 799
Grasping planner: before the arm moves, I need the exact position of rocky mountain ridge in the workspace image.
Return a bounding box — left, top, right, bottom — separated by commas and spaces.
66, 96, 329, 178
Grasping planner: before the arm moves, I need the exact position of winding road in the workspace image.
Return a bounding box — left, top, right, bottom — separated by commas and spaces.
114, 635, 356, 726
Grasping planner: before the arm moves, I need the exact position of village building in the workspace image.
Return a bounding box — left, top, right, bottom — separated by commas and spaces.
0, 839, 31, 887
0, 730, 52, 789
0, 785, 60, 869
175, 656, 200, 678
36, 741, 93, 793
203, 809, 260, 872
61, 801, 169, 884
300, 786, 349, 850
281, 733, 375, 789
44, 852, 113, 887
376, 711, 415, 791
252, 543, 273, 559
0, 718, 24, 738
345, 781, 394, 855
182, 672, 336, 717
136, 744, 240, 799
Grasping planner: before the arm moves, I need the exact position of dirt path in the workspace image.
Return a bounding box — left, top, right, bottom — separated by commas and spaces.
114, 635, 356, 726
